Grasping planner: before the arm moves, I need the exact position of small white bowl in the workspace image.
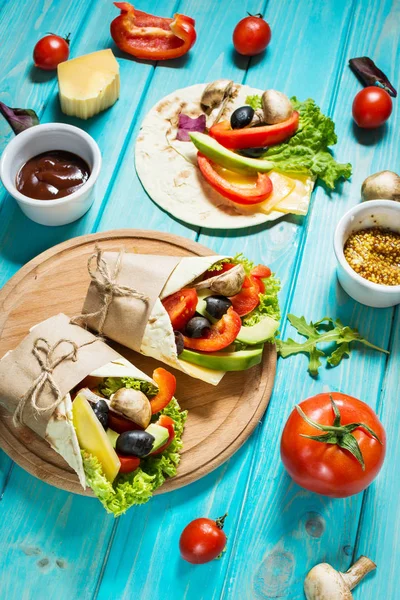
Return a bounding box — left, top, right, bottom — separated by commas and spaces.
334, 200, 400, 308
0, 123, 101, 226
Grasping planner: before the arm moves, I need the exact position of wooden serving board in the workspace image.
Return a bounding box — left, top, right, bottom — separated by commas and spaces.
0, 230, 276, 495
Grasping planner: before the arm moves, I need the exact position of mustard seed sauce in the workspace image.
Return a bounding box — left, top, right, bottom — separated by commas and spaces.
343, 227, 400, 286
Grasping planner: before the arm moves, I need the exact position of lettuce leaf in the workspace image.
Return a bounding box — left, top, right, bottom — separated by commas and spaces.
99, 377, 157, 398
245, 96, 352, 189
82, 383, 187, 517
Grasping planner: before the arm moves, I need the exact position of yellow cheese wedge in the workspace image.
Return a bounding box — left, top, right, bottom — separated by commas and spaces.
274, 173, 314, 215
256, 171, 296, 214
72, 393, 120, 482
57, 49, 120, 119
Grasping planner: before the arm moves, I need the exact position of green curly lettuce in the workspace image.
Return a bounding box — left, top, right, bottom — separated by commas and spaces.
245, 96, 352, 189
82, 380, 187, 517
99, 377, 157, 398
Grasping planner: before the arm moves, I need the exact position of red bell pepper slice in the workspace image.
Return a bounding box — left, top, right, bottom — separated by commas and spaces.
229, 276, 261, 316
150, 368, 176, 414
183, 307, 241, 352
197, 153, 273, 205
111, 3, 196, 61
150, 415, 175, 455
209, 112, 299, 150
117, 454, 141, 473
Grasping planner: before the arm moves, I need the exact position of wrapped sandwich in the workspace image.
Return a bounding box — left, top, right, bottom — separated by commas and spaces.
0, 314, 186, 516
81, 248, 281, 385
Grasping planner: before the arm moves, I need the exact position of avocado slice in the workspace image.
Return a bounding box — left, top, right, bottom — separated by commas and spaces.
195, 290, 217, 323
180, 345, 263, 371
145, 423, 169, 453
237, 316, 279, 345
190, 132, 273, 174
106, 428, 119, 449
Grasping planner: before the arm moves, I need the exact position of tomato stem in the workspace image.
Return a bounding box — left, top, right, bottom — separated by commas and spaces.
247, 12, 264, 18
216, 513, 228, 529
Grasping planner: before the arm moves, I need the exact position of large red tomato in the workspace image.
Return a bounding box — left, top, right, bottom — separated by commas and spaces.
280, 392, 386, 498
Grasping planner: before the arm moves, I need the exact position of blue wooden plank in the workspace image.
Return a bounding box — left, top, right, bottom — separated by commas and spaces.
95, 1, 359, 600
212, 0, 399, 598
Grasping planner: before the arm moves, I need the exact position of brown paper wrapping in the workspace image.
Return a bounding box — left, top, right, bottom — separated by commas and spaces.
82, 252, 181, 352
0, 313, 120, 438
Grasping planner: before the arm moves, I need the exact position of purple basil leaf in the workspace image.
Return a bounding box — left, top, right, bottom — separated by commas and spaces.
349, 57, 397, 98
0, 102, 40, 135
176, 113, 206, 142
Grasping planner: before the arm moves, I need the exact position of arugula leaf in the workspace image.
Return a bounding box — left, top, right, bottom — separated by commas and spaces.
277, 314, 388, 376
244, 96, 352, 189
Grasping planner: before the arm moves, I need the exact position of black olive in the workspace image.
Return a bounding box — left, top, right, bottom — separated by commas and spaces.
174, 331, 185, 355
185, 316, 211, 338
116, 430, 155, 458
230, 106, 255, 129
205, 295, 232, 319
89, 398, 109, 430
238, 146, 269, 158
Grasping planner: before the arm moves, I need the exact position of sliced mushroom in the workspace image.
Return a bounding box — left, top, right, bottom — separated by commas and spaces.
262, 89, 293, 124
201, 79, 234, 113
110, 388, 152, 429
193, 264, 245, 296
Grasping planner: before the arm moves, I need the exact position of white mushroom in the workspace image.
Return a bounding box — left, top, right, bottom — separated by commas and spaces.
361, 170, 400, 202
110, 388, 152, 429
193, 264, 245, 296
304, 556, 376, 600
262, 89, 293, 124
201, 79, 234, 113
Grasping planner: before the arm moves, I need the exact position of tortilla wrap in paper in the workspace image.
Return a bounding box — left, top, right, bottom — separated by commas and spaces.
0, 314, 156, 487
135, 83, 313, 230
82, 253, 231, 385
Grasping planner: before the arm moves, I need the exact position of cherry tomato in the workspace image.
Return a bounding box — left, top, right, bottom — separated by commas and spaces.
150, 368, 176, 414
229, 275, 260, 316
352, 87, 392, 129
117, 454, 140, 474
233, 14, 271, 56
33, 34, 70, 71
183, 307, 241, 352
179, 514, 227, 564
151, 414, 175, 455
280, 392, 386, 498
109, 412, 143, 433
162, 288, 198, 331
251, 265, 271, 279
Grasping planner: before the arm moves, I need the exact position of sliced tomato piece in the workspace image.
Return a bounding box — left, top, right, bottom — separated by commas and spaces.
162, 288, 198, 330
229, 276, 261, 316
151, 415, 175, 455
197, 153, 272, 205
209, 112, 299, 150
251, 265, 271, 278
109, 412, 143, 433
117, 454, 141, 474
150, 368, 176, 414
183, 307, 241, 352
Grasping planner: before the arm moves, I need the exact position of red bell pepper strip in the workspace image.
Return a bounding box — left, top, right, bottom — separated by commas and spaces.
229, 276, 261, 316
111, 3, 196, 61
183, 307, 241, 352
197, 153, 273, 205
117, 454, 141, 473
150, 415, 175, 455
209, 112, 299, 150
150, 368, 176, 414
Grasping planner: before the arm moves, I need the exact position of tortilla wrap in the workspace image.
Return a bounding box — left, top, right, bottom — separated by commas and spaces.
135, 83, 314, 230
82, 253, 231, 385
0, 314, 156, 488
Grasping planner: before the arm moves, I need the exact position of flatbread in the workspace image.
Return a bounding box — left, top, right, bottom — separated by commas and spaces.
135, 83, 312, 229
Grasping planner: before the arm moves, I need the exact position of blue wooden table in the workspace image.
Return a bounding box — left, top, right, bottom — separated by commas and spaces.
0, 1, 399, 598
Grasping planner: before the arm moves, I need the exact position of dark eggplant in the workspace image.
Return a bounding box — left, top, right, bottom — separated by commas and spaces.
174, 331, 185, 355
205, 295, 232, 319
238, 146, 269, 158
185, 316, 211, 338
89, 398, 109, 430
230, 106, 254, 129
116, 430, 155, 458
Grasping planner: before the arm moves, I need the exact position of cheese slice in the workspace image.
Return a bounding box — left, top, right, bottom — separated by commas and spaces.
58, 49, 120, 120
274, 173, 314, 215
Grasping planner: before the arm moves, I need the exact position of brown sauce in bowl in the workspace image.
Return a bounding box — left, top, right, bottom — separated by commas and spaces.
16, 150, 90, 201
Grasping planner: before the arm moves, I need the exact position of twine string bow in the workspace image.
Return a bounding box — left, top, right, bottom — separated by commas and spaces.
13, 337, 80, 428
72, 246, 149, 334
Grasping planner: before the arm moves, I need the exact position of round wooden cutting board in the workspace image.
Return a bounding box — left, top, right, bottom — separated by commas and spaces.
0, 230, 276, 496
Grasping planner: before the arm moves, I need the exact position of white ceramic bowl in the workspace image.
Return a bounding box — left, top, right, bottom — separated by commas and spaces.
0, 123, 101, 226
334, 200, 400, 308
